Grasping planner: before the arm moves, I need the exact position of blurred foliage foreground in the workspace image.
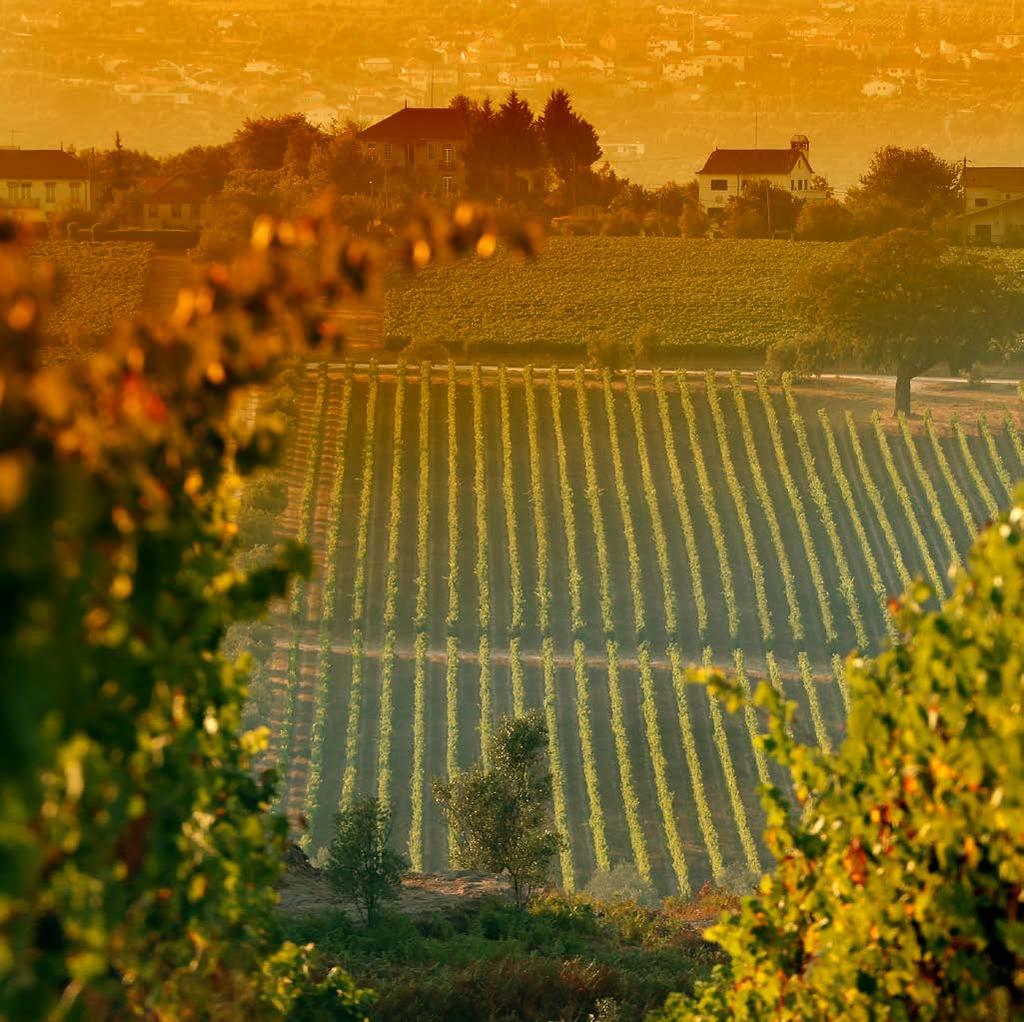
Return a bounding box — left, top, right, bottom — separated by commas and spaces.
0, 205, 534, 1021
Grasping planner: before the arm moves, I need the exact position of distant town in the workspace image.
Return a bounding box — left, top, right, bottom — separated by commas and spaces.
3, 0, 1023, 191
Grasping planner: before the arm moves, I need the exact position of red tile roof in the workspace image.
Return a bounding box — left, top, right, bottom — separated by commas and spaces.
0, 149, 87, 179
698, 148, 810, 176
139, 174, 212, 203
964, 167, 1024, 193
358, 107, 468, 142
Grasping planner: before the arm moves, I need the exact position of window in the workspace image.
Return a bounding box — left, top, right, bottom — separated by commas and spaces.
975, 197, 989, 208
45, 182, 56, 203
442, 175, 454, 196
366, 143, 377, 160
383, 143, 393, 162
69, 181, 82, 205
442, 144, 454, 167
190, 203, 200, 219
710, 179, 728, 191
20, 182, 31, 200
428, 143, 435, 160
975, 224, 992, 244
6, 182, 16, 202
791, 179, 796, 190
171, 204, 182, 219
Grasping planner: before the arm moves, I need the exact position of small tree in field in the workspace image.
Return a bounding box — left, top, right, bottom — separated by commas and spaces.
433, 712, 564, 908
791, 229, 1021, 414
326, 797, 407, 926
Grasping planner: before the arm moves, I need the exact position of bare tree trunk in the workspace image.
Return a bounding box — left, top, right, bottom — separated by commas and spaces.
895, 372, 912, 416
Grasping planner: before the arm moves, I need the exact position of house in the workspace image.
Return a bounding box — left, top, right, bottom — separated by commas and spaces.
696, 135, 827, 214
960, 167, 1024, 245
0, 148, 91, 222
357, 106, 468, 198
139, 174, 211, 228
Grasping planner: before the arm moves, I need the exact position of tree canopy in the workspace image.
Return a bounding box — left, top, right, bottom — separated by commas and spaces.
663, 488, 1024, 1020
790, 229, 1022, 412
433, 712, 564, 908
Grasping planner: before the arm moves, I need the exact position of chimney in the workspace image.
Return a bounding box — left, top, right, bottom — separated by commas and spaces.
791, 134, 810, 155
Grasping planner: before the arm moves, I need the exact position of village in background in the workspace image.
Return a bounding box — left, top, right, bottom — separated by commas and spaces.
2, 0, 1022, 193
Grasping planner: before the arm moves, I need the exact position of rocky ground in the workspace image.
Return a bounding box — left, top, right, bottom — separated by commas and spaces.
278, 844, 513, 917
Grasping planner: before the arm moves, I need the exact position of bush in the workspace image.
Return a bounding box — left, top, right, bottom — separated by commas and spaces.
794, 198, 855, 241
662, 493, 1024, 1019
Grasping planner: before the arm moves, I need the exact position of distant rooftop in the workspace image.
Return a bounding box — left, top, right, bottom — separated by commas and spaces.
698, 147, 811, 176
964, 166, 1024, 193
358, 107, 468, 142
0, 149, 86, 179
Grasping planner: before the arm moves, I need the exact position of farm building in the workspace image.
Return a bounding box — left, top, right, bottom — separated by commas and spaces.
961, 167, 1024, 245
0, 148, 91, 222
696, 135, 828, 215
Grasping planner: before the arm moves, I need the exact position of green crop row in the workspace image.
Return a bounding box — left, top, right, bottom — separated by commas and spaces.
755, 372, 835, 644
624, 368, 679, 637
818, 410, 895, 649
899, 413, 962, 571
797, 651, 831, 753
547, 369, 609, 870
302, 366, 353, 835
408, 367, 432, 868
732, 648, 770, 788
377, 366, 407, 810
979, 414, 1013, 500
705, 372, 773, 643
702, 647, 761, 875
1006, 414, 1024, 464
676, 373, 739, 639
340, 366, 379, 807
952, 415, 997, 519
524, 367, 575, 887
651, 370, 707, 640
869, 412, 945, 599
729, 373, 801, 642
844, 412, 912, 593
667, 646, 724, 883
572, 367, 651, 879
600, 369, 690, 895
922, 411, 975, 537
277, 364, 328, 807
470, 365, 493, 762
497, 367, 525, 634
781, 376, 867, 649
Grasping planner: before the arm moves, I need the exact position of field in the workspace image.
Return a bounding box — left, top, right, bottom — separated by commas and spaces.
261, 363, 1023, 896
385, 239, 1024, 353
33, 241, 152, 346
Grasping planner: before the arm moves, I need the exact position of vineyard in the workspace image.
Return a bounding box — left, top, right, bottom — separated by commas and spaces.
33, 241, 152, 345
384, 239, 1024, 352
261, 364, 1022, 895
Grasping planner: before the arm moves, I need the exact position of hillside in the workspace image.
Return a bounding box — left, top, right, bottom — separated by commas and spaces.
385, 239, 1024, 355
257, 363, 1023, 898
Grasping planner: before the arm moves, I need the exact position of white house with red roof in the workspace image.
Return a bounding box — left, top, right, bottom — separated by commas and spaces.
357, 107, 469, 198
960, 167, 1024, 245
696, 135, 827, 215
0, 148, 91, 222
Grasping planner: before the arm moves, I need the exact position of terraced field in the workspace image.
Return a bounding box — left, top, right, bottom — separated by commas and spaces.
260, 363, 1022, 896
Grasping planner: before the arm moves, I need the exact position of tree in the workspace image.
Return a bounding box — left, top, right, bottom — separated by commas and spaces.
661, 490, 1024, 1020
722, 180, 800, 238
233, 113, 327, 172
790, 229, 1021, 413
794, 197, 855, 241
433, 712, 564, 908
326, 797, 407, 926
538, 89, 602, 204
846, 145, 961, 232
